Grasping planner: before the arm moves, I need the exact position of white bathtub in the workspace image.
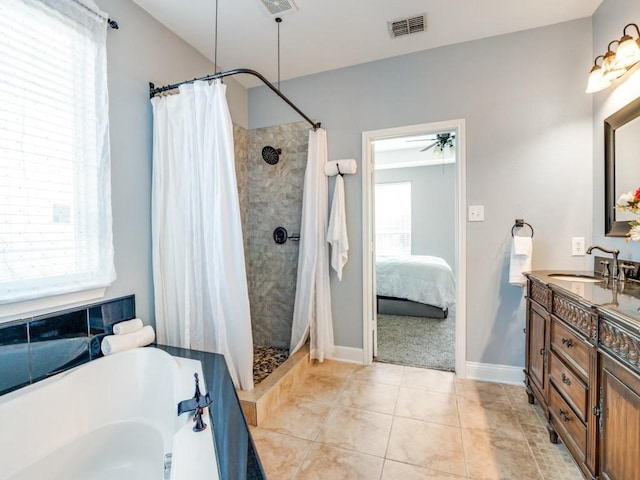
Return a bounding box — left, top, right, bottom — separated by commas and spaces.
0, 347, 219, 480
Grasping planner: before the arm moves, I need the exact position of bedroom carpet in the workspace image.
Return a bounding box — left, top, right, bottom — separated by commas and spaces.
375, 309, 455, 371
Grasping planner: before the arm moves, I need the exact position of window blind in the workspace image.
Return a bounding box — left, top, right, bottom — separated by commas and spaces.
0, 0, 115, 304
375, 182, 412, 256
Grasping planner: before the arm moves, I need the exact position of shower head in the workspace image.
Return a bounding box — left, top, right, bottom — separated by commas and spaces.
262, 146, 282, 165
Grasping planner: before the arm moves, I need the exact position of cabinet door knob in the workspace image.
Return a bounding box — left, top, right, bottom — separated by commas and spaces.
539, 348, 546, 356
558, 408, 571, 422
561, 338, 574, 348
561, 373, 571, 386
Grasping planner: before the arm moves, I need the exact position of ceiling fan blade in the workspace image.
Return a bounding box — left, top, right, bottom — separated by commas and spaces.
420, 141, 438, 152
406, 138, 436, 143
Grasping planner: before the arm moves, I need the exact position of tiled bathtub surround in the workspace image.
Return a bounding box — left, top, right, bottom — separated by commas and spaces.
245, 121, 310, 348
0, 295, 135, 395
0, 322, 30, 393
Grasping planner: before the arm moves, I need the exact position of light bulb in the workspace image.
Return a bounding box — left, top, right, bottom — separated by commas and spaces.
616, 36, 640, 69
602, 49, 626, 80
586, 65, 611, 93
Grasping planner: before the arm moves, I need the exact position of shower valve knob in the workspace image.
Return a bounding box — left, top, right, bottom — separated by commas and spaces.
273, 227, 288, 244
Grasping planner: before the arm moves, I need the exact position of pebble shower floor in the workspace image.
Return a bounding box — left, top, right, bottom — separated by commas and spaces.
253, 346, 289, 385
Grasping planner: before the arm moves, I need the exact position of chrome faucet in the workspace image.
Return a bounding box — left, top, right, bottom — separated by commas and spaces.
586, 245, 620, 281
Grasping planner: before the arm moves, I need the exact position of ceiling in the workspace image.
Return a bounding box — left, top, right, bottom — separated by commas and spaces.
130, 0, 602, 88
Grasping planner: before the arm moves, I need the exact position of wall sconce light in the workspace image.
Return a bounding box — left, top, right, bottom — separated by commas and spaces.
586, 23, 640, 93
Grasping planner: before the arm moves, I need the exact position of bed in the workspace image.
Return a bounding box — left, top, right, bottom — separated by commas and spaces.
376, 255, 456, 318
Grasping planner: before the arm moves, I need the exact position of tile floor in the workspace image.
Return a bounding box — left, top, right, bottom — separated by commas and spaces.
250, 360, 583, 480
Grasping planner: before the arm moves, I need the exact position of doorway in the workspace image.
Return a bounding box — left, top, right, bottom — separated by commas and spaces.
361, 120, 467, 376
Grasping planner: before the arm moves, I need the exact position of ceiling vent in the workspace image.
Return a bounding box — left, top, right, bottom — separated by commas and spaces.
388, 14, 426, 38
258, 0, 298, 16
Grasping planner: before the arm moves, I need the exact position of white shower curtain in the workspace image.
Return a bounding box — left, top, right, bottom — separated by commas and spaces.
151, 81, 254, 390
290, 128, 334, 361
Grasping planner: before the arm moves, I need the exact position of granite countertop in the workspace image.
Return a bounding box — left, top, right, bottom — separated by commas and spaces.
527, 270, 640, 327
155, 344, 266, 480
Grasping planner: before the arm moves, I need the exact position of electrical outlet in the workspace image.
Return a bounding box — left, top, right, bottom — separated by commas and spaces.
468, 205, 485, 222
572, 237, 586, 256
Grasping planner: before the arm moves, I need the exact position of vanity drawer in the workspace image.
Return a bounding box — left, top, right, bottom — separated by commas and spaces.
551, 293, 596, 339
549, 384, 587, 462
551, 319, 590, 379
548, 352, 588, 422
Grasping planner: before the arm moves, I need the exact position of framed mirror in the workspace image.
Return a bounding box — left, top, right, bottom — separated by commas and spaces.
605, 95, 640, 236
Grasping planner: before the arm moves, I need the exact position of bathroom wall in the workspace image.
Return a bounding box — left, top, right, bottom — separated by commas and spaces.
591, 0, 640, 259
244, 122, 309, 348
82, 0, 248, 325
376, 165, 456, 268
249, 18, 593, 369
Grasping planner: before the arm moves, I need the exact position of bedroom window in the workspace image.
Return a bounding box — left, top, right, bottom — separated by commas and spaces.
375, 182, 411, 256
0, 0, 115, 310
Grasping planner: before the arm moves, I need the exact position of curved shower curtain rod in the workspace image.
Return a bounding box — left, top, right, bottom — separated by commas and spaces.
149, 68, 321, 130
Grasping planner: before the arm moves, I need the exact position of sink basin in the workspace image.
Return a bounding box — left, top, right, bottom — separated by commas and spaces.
548, 273, 601, 283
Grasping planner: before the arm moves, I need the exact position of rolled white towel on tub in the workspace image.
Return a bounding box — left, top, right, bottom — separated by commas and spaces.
101, 325, 156, 356
324, 159, 357, 176
113, 318, 144, 335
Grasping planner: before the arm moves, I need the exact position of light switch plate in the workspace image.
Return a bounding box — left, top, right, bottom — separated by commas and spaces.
468, 205, 484, 222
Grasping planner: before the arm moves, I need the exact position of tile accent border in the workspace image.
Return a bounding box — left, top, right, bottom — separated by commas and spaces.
0, 295, 136, 396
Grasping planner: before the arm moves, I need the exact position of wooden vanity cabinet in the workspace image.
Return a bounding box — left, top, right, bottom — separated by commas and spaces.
599, 354, 640, 480
525, 279, 552, 408
598, 313, 640, 480
525, 274, 640, 480
547, 294, 598, 479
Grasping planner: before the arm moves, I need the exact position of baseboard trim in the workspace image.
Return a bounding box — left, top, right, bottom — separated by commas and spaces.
466, 361, 524, 385
329, 346, 364, 364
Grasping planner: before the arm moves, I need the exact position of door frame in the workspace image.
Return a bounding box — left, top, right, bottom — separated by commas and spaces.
361, 119, 467, 376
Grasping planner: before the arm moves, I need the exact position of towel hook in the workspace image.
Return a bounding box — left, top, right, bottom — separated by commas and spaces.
336, 162, 343, 176
511, 219, 534, 238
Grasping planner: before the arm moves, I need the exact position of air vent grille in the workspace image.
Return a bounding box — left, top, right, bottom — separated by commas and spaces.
259, 0, 298, 16
389, 14, 426, 38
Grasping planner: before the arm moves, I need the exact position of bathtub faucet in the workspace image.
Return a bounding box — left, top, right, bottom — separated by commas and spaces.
177, 373, 212, 432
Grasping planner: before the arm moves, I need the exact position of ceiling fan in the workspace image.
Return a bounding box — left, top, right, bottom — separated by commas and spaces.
413, 132, 456, 153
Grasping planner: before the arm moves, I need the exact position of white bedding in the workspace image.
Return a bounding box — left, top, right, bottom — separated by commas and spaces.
376, 255, 456, 308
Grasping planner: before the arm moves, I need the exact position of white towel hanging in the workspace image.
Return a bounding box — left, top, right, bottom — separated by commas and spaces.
328, 174, 349, 280
509, 236, 533, 286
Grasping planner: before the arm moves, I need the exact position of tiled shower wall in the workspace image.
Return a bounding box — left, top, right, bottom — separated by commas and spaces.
241, 122, 309, 349
234, 124, 249, 256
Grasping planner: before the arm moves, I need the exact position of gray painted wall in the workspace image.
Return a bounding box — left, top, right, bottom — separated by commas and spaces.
95, 0, 247, 324
249, 19, 593, 368
375, 165, 456, 268
591, 0, 640, 261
